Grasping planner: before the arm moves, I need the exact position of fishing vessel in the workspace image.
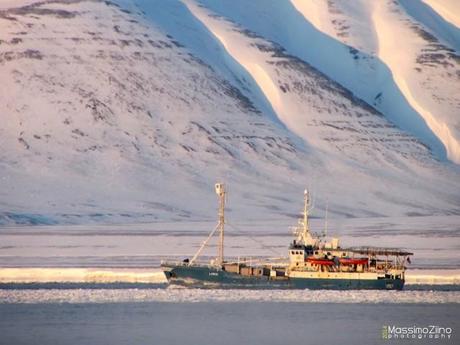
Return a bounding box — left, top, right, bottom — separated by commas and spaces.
161, 183, 413, 290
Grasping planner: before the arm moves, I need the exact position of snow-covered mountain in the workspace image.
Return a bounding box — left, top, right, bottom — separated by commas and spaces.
0, 0, 459, 225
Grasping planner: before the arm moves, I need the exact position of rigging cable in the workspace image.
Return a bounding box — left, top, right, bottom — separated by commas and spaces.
226, 222, 284, 257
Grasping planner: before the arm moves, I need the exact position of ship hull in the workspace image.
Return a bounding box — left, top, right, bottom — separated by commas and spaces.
162, 265, 405, 290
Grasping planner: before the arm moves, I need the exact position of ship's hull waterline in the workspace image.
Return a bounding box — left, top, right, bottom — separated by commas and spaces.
163, 265, 405, 290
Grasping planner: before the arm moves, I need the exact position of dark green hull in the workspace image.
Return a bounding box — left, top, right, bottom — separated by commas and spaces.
163, 265, 405, 290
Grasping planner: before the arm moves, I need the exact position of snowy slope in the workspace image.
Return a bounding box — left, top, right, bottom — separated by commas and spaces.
373, 0, 460, 164
422, 0, 460, 28
400, 0, 460, 52
0, 0, 312, 223
198, 0, 449, 161
286, 0, 460, 164
0, 0, 459, 225
179, 1, 422, 159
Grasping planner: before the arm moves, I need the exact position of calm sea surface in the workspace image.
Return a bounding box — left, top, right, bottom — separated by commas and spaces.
1, 300, 458, 345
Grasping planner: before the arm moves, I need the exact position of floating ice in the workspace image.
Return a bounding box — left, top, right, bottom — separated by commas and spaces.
0, 268, 168, 284
0, 287, 458, 304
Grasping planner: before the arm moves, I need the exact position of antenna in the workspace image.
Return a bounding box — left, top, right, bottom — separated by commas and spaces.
324, 199, 329, 238
303, 189, 308, 234
309, 190, 315, 212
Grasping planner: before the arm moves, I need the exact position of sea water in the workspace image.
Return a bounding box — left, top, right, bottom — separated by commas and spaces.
0, 295, 458, 345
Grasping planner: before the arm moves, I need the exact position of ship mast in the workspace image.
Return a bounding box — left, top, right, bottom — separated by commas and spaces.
297, 189, 310, 242
215, 183, 226, 266
296, 189, 315, 246
188, 183, 226, 267
303, 189, 309, 235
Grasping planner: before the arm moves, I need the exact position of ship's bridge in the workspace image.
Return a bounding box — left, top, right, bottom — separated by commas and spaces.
289, 242, 314, 267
